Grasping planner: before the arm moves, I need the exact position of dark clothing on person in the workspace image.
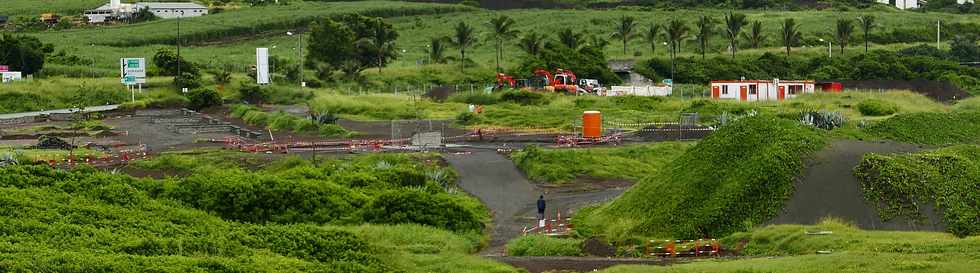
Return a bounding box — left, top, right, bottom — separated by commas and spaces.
537, 196, 546, 220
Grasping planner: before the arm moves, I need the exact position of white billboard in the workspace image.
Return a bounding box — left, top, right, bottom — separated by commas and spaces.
120, 58, 146, 85
1, 72, 22, 83
256, 48, 270, 85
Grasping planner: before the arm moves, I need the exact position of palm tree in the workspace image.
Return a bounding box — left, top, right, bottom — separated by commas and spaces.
857, 15, 876, 53
611, 15, 638, 55
587, 34, 611, 50
835, 18, 855, 56
695, 15, 716, 60
449, 21, 478, 70
425, 36, 450, 64
742, 21, 765, 49
487, 15, 519, 72
361, 18, 398, 73
557, 28, 582, 49
781, 18, 802, 56
665, 19, 690, 83
642, 22, 661, 56
724, 11, 747, 59
517, 31, 544, 57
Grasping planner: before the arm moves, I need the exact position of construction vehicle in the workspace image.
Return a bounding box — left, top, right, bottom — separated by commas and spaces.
495, 73, 516, 90
40, 13, 61, 24
530, 68, 579, 94
578, 79, 604, 95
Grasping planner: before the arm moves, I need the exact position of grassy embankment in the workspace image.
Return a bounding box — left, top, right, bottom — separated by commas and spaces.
576, 116, 828, 240
602, 219, 980, 273
0, 152, 517, 272
511, 142, 693, 184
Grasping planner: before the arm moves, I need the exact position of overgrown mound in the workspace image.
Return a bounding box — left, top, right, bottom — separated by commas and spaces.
0, 154, 502, 272
866, 111, 980, 145
854, 145, 980, 237
581, 116, 826, 238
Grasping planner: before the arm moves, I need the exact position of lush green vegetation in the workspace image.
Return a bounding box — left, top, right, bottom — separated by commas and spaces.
578, 116, 827, 239
511, 142, 693, 183
866, 111, 980, 145
854, 145, 980, 237
639, 50, 980, 95
603, 219, 980, 273
229, 104, 354, 137
506, 235, 584, 256
0, 152, 515, 272
857, 98, 899, 116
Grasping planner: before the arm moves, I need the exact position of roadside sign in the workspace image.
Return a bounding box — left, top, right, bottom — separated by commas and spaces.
120, 58, 146, 85
663, 79, 673, 85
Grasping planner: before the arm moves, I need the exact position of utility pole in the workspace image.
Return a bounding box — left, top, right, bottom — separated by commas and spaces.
176, 10, 183, 91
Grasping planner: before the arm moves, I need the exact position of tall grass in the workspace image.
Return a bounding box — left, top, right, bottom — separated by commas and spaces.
511, 142, 693, 183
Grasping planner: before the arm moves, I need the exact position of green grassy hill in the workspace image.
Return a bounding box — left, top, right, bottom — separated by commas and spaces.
577, 116, 827, 239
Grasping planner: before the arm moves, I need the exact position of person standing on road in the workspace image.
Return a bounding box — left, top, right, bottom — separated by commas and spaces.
537, 195, 546, 220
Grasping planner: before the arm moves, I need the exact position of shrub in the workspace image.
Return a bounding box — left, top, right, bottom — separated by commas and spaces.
186, 88, 222, 110
857, 99, 899, 116
238, 84, 270, 104
506, 235, 583, 256
456, 111, 481, 125
500, 91, 547, 106
451, 92, 499, 105
362, 190, 484, 232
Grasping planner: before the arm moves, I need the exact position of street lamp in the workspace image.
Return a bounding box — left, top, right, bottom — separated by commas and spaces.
287, 31, 304, 88
818, 38, 832, 59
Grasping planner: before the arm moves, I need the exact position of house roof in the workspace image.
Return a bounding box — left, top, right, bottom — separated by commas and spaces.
136, 2, 207, 9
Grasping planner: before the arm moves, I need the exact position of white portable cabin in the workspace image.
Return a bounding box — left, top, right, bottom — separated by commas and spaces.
608, 85, 672, 97
710, 80, 815, 102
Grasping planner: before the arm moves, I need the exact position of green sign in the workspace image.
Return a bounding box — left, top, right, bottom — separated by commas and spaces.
127, 59, 140, 68
122, 75, 136, 84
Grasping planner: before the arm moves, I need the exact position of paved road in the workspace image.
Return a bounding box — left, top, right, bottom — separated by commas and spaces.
445, 149, 629, 257
445, 150, 540, 255
0, 105, 120, 120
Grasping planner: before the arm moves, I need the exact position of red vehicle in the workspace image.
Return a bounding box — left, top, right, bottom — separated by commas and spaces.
496, 73, 516, 90
529, 68, 579, 94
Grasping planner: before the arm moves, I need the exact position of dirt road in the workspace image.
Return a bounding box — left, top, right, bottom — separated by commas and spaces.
445, 149, 628, 257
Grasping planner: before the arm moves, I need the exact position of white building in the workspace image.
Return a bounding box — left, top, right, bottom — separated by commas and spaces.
878, 0, 974, 9
140, 2, 208, 19
84, 0, 207, 23
710, 80, 815, 102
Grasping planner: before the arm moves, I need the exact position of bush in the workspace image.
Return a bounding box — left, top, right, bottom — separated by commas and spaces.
186, 88, 222, 110
455, 111, 481, 126
854, 145, 980, 237
451, 92, 499, 105
500, 91, 547, 106
362, 190, 484, 232
506, 235, 583, 256
238, 84, 270, 104
857, 99, 900, 116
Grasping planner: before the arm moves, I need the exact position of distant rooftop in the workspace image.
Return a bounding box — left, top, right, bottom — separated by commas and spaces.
137, 2, 207, 9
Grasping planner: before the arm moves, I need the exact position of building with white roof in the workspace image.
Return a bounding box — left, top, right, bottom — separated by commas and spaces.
84, 0, 207, 23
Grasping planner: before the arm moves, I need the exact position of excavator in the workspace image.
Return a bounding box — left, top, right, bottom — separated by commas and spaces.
531, 68, 579, 94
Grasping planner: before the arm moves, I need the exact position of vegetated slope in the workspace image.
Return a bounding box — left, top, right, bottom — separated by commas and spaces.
510, 142, 694, 183
854, 145, 980, 237
866, 111, 980, 145
580, 116, 827, 239
601, 219, 980, 273
770, 140, 941, 231
0, 0, 104, 17
0, 154, 513, 272
29, 1, 476, 47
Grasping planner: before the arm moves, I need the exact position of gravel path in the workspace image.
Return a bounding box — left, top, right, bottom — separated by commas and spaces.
445, 150, 540, 255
